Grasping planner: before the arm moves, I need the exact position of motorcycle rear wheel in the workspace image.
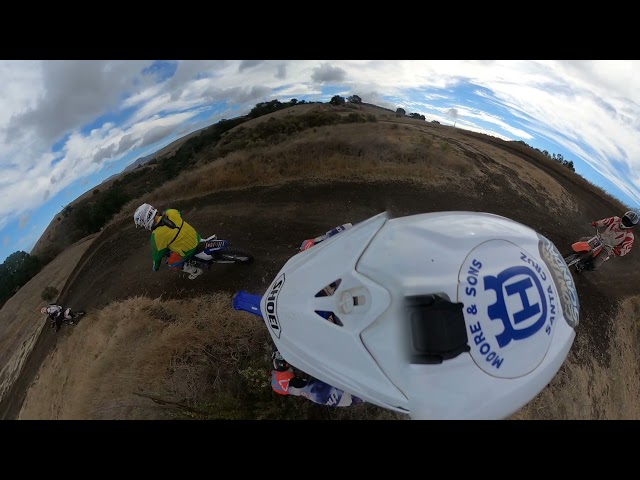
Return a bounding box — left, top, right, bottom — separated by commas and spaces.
217, 250, 254, 264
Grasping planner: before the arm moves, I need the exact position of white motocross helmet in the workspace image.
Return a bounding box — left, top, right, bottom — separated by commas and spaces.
260, 211, 579, 419
133, 203, 158, 231
621, 210, 639, 229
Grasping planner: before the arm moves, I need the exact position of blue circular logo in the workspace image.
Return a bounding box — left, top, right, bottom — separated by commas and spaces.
458, 240, 559, 378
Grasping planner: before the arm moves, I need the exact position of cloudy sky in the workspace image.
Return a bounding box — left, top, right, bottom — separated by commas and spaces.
1, 60, 639, 262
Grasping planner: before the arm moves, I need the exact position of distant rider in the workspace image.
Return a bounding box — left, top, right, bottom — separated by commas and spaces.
579, 210, 638, 271
133, 203, 205, 280
41, 304, 73, 328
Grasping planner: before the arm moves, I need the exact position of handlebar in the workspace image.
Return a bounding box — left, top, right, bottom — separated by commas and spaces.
593, 228, 615, 256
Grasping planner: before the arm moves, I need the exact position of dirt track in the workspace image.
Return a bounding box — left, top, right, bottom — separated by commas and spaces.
2, 142, 638, 420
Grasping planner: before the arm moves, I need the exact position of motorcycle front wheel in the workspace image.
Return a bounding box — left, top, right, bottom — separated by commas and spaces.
563, 253, 581, 267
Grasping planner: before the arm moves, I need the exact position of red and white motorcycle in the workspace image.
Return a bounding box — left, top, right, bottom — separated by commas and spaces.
563, 228, 615, 273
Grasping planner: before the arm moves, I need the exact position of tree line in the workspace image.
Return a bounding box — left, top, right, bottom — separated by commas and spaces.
512, 140, 576, 171
0, 251, 43, 308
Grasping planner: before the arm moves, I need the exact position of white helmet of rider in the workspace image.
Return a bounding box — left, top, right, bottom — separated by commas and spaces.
133, 203, 158, 231
259, 211, 580, 420
40, 307, 48, 314
621, 210, 639, 229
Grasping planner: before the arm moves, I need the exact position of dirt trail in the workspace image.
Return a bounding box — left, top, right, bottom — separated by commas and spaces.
1, 175, 636, 420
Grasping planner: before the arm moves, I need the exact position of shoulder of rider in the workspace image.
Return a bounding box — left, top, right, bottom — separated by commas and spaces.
158, 210, 180, 229
594, 217, 615, 227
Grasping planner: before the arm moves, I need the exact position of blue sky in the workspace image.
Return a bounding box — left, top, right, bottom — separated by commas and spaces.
1, 60, 639, 263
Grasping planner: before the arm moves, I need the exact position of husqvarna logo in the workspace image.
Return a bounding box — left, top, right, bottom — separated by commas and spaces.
484, 266, 547, 347
265, 274, 285, 338
458, 240, 558, 379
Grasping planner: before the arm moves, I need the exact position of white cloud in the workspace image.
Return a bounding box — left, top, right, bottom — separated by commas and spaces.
122, 83, 164, 109
311, 63, 347, 83
0, 109, 202, 227
0, 61, 43, 128
272, 83, 322, 99
452, 105, 533, 139
238, 60, 265, 72
2, 59, 640, 257
423, 92, 450, 101
18, 213, 30, 229
17, 230, 39, 254
4, 61, 153, 145
275, 64, 287, 80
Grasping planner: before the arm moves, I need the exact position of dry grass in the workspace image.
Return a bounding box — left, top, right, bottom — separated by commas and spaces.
19, 293, 402, 420
512, 294, 640, 420
108, 123, 485, 228
107, 118, 589, 232
0, 234, 97, 405
464, 140, 578, 212
18, 273, 640, 420
466, 132, 632, 211
20, 293, 265, 419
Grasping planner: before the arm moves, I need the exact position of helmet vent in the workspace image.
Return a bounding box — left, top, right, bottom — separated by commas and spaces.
314, 310, 343, 326
315, 279, 342, 297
